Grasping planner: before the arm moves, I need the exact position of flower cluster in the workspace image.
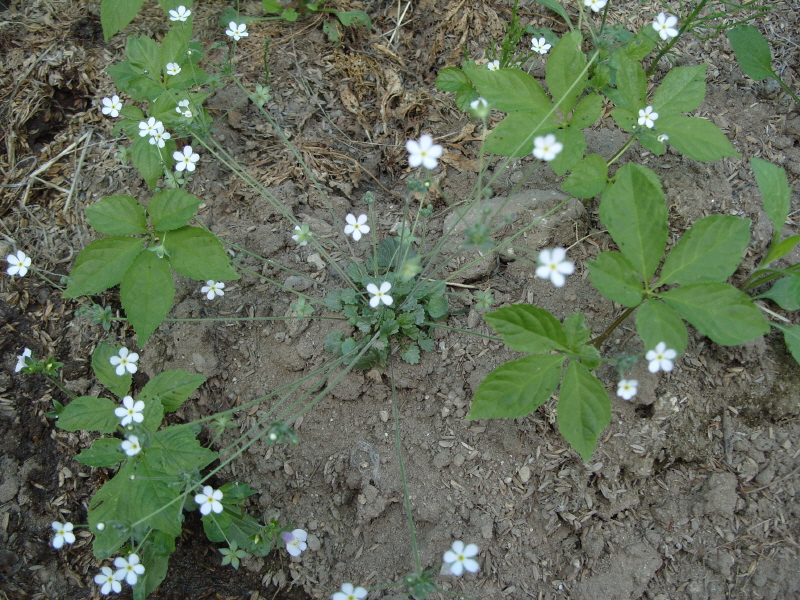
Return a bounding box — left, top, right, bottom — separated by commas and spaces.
110, 347, 139, 376
6, 250, 31, 277
94, 553, 145, 595
138, 117, 170, 148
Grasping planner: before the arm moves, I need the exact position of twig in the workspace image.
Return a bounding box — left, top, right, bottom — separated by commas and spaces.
388, 1, 412, 47
64, 129, 93, 215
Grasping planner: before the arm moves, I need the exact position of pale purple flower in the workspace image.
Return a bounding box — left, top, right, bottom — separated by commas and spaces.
281, 528, 308, 556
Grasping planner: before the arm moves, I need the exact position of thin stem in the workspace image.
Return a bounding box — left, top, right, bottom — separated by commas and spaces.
607, 136, 635, 167
647, 0, 710, 76
589, 304, 639, 348
45, 374, 77, 402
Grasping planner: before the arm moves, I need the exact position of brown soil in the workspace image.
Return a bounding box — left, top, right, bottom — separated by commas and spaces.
1, 1, 799, 600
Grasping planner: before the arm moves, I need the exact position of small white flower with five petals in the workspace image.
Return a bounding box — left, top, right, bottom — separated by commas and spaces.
535, 247, 575, 288
7, 250, 31, 277
101, 95, 123, 117
94, 567, 121, 595
487, 60, 500, 71
531, 37, 551, 54
169, 5, 191, 21
15, 348, 32, 372
638, 106, 659, 129
173, 146, 199, 172
165, 62, 181, 76
113, 553, 145, 586
584, 0, 607, 12
532, 134, 563, 161
195, 485, 224, 515
110, 347, 138, 376
367, 282, 393, 308
653, 13, 679, 41
617, 379, 638, 401
443, 540, 480, 576
226, 22, 248, 41
149, 127, 171, 148
281, 529, 308, 556
406, 134, 443, 170
115, 396, 144, 426
121, 434, 142, 456
51, 521, 75, 549
332, 583, 368, 600
201, 280, 225, 300
344, 214, 370, 241
646, 342, 677, 373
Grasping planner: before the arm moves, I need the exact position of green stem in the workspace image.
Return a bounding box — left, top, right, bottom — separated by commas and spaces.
590, 304, 639, 349
45, 374, 77, 402
646, 0, 710, 76
607, 136, 636, 167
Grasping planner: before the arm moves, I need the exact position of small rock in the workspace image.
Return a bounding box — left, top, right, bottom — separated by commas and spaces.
518, 465, 531, 484
284, 275, 313, 291
379, 410, 389, 423
433, 451, 450, 469
307, 533, 321, 552
452, 453, 465, 468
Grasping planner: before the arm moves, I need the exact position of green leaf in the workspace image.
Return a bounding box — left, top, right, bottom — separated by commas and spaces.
557, 361, 610, 462
125, 36, 163, 76
426, 294, 449, 320
624, 26, 658, 61
57, 396, 119, 433
610, 106, 637, 134
166, 63, 211, 90
120, 251, 175, 345
534, 0, 572, 29
132, 135, 169, 190
546, 31, 587, 116
635, 300, 688, 354
775, 324, 800, 366
614, 55, 646, 112
136, 543, 171, 600
661, 283, 769, 345
728, 25, 774, 82
599, 163, 667, 281
562, 153, 608, 198
758, 277, 800, 311
141, 396, 165, 432
467, 355, 565, 420
586, 251, 644, 307
652, 65, 706, 115
101, 0, 146, 40
657, 115, 740, 162
76, 438, 124, 467
463, 61, 553, 114
336, 10, 371, 27
484, 305, 567, 353
64, 237, 143, 298
762, 235, 800, 266
564, 312, 592, 350
401, 344, 421, 364
86, 195, 148, 236
658, 215, 751, 286
160, 21, 191, 66
455, 85, 480, 112
92, 342, 133, 397
139, 370, 205, 413
107, 60, 163, 102
752, 158, 791, 235
549, 126, 585, 176
263, 0, 281, 12
568, 93, 603, 129
147, 188, 203, 231
436, 67, 470, 92
484, 111, 553, 157
165, 226, 240, 281
148, 426, 217, 475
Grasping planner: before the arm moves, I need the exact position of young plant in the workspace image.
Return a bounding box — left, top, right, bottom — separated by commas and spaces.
728, 24, 800, 105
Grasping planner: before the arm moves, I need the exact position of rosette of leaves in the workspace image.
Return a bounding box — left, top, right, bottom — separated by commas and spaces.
323, 238, 448, 369
63, 191, 239, 345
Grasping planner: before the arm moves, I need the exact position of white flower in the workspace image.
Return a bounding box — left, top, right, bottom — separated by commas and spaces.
344, 213, 370, 241
332, 583, 368, 600
469, 97, 490, 118
292, 225, 312, 246
657, 133, 669, 143
165, 62, 181, 76
443, 540, 480, 576
532, 134, 563, 161
169, 5, 191, 21
175, 99, 193, 118
148, 127, 171, 148
138, 117, 161, 137
367, 282, 393, 307
121, 434, 142, 456
617, 379, 638, 401
95, 567, 121, 595
195, 485, 224, 515
51, 521, 75, 549
15, 348, 32, 373
535, 247, 575, 288
646, 342, 677, 373
110, 347, 139, 376
113, 553, 145, 586
173, 146, 199, 172
531, 37, 551, 54
487, 59, 500, 71
201, 280, 225, 300
281, 529, 308, 557
406, 134, 443, 170
96, 522, 105, 531
653, 13, 679, 41
584, 0, 607, 12
226, 22, 248, 41
6, 250, 31, 277
101, 95, 123, 118
115, 396, 144, 426
638, 106, 659, 129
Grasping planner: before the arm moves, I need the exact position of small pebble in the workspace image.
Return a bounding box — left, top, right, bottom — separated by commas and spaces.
519, 465, 531, 483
